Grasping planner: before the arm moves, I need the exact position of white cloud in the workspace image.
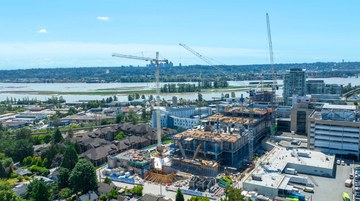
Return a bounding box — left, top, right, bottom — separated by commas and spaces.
37, 28, 47, 34
97, 16, 109, 21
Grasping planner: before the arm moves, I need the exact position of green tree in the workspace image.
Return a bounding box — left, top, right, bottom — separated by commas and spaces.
0, 163, 6, 178
135, 93, 140, 99
107, 189, 118, 199
27, 179, 51, 201
231, 92, 236, 98
61, 145, 78, 170
104, 177, 112, 184
188, 196, 210, 201
0, 180, 25, 201
53, 129, 63, 143
69, 159, 97, 193
59, 187, 72, 199
14, 139, 33, 162
15, 128, 31, 140
141, 94, 146, 99
67, 128, 74, 139
128, 95, 134, 101
116, 114, 124, 123
99, 194, 107, 201
141, 108, 147, 120
67, 107, 77, 115
114, 131, 126, 141
58, 168, 70, 188
175, 188, 184, 201
198, 93, 203, 103
131, 185, 143, 196
221, 186, 246, 201
127, 110, 138, 124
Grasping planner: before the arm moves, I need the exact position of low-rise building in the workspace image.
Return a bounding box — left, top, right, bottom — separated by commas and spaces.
243, 147, 335, 198
108, 149, 154, 176
62, 113, 115, 124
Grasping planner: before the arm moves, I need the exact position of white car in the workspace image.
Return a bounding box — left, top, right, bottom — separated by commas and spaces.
341, 160, 345, 166
336, 160, 341, 165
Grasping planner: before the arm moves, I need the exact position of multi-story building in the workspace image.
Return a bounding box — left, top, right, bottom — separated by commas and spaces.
173, 127, 250, 169
324, 84, 343, 95
306, 80, 325, 95
283, 68, 306, 105
151, 106, 212, 129
308, 103, 360, 159
171, 105, 272, 176
306, 80, 342, 95
290, 96, 314, 135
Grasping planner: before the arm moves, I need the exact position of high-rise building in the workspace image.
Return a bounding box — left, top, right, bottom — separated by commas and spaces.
283, 68, 306, 105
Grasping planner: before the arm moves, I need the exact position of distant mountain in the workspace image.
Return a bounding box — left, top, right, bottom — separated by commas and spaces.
0, 62, 359, 83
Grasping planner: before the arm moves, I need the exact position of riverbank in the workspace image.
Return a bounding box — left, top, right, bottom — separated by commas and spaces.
0, 85, 276, 96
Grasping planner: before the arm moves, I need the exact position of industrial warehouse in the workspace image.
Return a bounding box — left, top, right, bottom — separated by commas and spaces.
242, 147, 335, 199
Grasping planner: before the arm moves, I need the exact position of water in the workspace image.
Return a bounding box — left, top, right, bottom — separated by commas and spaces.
0, 77, 357, 102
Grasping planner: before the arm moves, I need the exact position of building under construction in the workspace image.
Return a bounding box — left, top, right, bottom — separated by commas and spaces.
172, 106, 272, 176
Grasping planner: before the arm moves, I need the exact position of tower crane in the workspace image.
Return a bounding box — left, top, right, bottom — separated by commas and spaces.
112, 52, 168, 147
180, 43, 256, 161
266, 13, 277, 139
179, 43, 234, 80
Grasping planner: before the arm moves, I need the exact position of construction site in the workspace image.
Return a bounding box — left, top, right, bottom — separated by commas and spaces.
171, 104, 272, 176
107, 13, 279, 200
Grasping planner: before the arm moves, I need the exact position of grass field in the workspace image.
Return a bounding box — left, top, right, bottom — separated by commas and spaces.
0, 85, 281, 96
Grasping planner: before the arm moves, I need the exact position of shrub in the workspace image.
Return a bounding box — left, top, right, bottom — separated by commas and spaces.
114, 132, 126, 140
131, 185, 143, 196
30, 165, 50, 176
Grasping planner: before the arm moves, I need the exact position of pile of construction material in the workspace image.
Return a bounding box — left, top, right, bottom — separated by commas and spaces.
144, 171, 179, 184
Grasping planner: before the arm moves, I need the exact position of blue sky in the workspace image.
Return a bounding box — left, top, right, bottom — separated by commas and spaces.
0, 0, 359, 69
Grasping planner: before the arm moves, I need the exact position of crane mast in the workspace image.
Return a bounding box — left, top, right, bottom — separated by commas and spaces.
112, 52, 168, 146
266, 13, 277, 139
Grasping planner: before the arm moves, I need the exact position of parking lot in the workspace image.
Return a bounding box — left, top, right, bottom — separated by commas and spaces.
302, 160, 353, 201
353, 166, 360, 201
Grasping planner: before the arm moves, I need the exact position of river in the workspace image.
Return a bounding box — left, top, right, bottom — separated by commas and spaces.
0, 77, 357, 102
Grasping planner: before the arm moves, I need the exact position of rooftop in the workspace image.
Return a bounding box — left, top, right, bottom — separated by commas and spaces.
224, 106, 271, 115
203, 113, 257, 125
245, 147, 335, 188
173, 128, 242, 143
116, 149, 152, 165
323, 103, 357, 110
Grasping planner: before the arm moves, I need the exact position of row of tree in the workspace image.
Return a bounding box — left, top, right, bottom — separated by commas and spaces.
160, 80, 229, 93
161, 83, 199, 93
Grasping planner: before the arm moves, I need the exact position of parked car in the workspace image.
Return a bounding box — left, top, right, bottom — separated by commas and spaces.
304, 187, 314, 193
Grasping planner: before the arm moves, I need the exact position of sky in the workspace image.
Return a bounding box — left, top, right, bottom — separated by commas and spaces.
0, 0, 359, 69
